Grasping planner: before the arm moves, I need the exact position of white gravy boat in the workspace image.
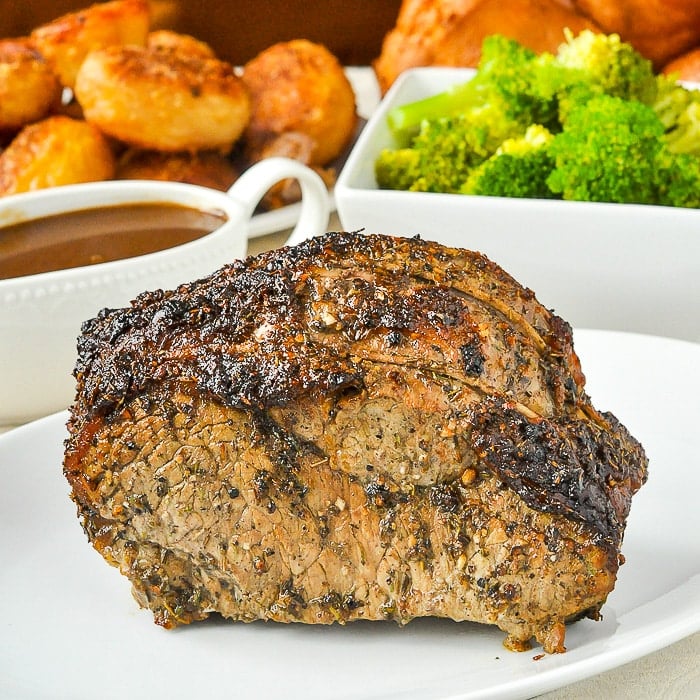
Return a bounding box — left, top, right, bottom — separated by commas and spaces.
0, 157, 330, 424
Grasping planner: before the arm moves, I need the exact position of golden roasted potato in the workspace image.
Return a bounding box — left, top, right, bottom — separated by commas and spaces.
0, 115, 116, 195
146, 29, 216, 59
30, 0, 150, 88
242, 39, 357, 166
75, 45, 251, 153
0, 38, 62, 131
116, 149, 239, 190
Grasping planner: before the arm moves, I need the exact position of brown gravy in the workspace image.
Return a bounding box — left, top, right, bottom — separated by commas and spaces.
0, 202, 228, 280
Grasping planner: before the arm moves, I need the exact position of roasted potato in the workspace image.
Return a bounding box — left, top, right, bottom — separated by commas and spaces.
0, 38, 61, 131
146, 29, 216, 59
75, 45, 250, 153
242, 39, 357, 166
0, 115, 115, 195
30, 0, 150, 88
116, 149, 239, 190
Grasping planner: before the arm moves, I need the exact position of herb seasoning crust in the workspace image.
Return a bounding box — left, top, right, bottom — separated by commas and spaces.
64, 231, 648, 653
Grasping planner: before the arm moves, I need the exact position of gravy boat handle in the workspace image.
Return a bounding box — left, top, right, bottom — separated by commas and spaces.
226, 157, 331, 249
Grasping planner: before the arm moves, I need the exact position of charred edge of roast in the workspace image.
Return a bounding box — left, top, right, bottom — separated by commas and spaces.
470, 396, 647, 548
72, 232, 576, 418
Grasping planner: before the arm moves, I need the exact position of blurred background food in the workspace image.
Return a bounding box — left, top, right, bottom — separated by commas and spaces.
0, 0, 363, 199
2, 0, 700, 200
663, 47, 700, 82
571, 0, 700, 69
0, 1, 403, 66
0, 115, 115, 195
374, 0, 700, 92
374, 0, 598, 93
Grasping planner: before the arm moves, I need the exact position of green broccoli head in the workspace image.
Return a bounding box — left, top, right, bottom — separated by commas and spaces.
408, 113, 521, 193
476, 35, 561, 129
377, 106, 524, 194
554, 30, 658, 105
546, 95, 665, 204
386, 34, 560, 144
463, 125, 557, 198
652, 75, 700, 157
374, 148, 422, 191
378, 31, 700, 208
655, 150, 700, 208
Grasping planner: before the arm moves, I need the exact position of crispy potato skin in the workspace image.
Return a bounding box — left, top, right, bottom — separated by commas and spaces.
0, 39, 62, 131
30, 0, 150, 88
374, 0, 599, 93
74, 45, 251, 153
663, 47, 700, 82
146, 30, 216, 59
0, 115, 115, 195
116, 149, 239, 190
242, 39, 357, 166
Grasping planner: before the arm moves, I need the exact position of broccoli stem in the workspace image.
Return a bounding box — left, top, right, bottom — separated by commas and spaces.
387, 79, 483, 144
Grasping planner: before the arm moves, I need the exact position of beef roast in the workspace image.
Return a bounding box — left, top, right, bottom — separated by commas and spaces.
63, 231, 648, 653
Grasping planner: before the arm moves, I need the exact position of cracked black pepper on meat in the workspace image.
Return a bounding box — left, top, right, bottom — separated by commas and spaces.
63, 231, 647, 653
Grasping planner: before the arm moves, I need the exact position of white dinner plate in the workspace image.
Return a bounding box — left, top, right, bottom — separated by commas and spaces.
1, 329, 698, 700
248, 67, 380, 238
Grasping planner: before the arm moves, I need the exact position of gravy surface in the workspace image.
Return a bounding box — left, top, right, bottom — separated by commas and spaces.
0, 202, 228, 280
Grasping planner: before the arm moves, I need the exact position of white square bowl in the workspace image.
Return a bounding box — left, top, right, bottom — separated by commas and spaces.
335, 67, 700, 343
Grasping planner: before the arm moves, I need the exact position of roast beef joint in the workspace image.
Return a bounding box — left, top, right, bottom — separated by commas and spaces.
63, 231, 648, 653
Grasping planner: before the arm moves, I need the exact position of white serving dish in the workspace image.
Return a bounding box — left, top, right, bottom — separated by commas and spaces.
0, 157, 330, 425
335, 67, 700, 344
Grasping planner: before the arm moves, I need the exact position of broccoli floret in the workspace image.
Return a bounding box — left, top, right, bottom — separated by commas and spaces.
387, 35, 552, 144
405, 117, 486, 193
474, 35, 561, 128
463, 125, 557, 198
377, 106, 524, 193
554, 29, 658, 105
376, 30, 700, 208
521, 31, 659, 126
652, 74, 700, 156
655, 150, 700, 208
374, 148, 422, 190
387, 31, 657, 146
547, 95, 664, 204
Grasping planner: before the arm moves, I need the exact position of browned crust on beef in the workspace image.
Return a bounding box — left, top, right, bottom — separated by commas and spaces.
64, 231, 648, 652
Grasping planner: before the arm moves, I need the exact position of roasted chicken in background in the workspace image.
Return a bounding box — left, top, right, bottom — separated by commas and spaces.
240, 38, 359, 208
664, 48, 700, 82
64, 232, 648, 653
374, 0, 598, 93
374, 0, 700, 92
